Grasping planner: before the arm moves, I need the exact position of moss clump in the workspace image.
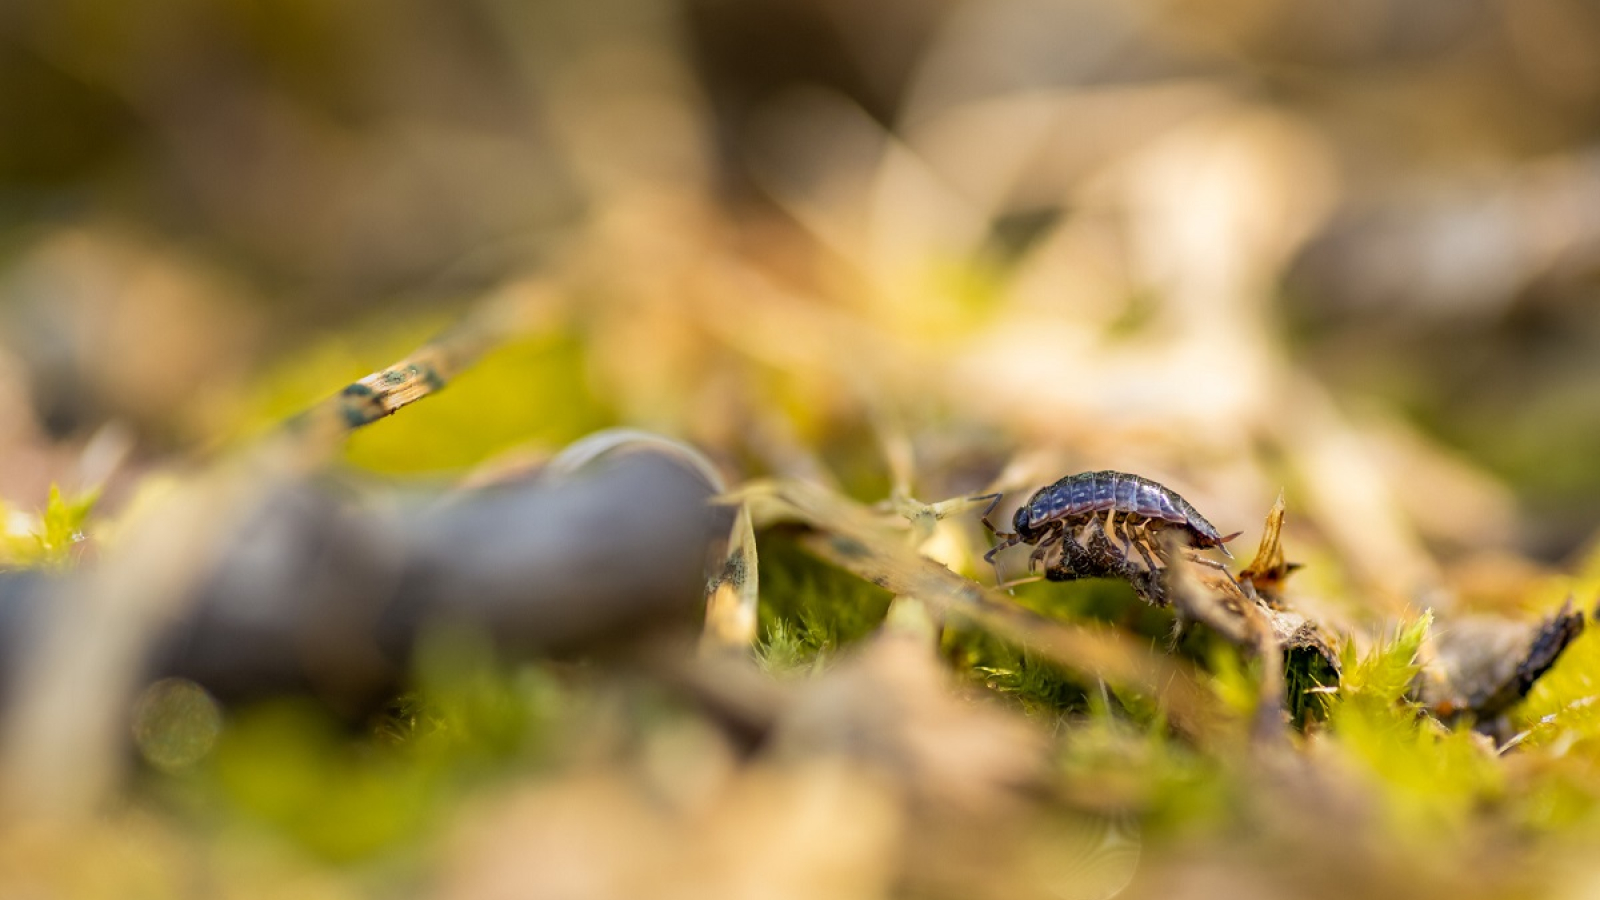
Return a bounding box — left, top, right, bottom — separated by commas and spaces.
0, 483, 98, 569
753, 532, 894, 673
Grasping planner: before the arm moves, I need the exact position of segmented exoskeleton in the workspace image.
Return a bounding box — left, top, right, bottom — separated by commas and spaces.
977, 470, 1240, 586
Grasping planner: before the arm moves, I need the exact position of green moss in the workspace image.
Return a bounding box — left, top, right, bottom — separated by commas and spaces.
1285, 644, 1339, 726
208, 699, 438, 863
754, 618, 820, 675
1341, 611, 1432, 704
1326, 613, 1504, 835
198, 628, 569, 864
399, 625, 566, 767
753, 533, 894, 672
1512, 543, 1600, 749
1057, 697, 1233, 833
0, 483, 99, 569
1331, 696, 1504, 834
1007, 575, 1170, 637
1205, 641, 1265, 723
945, 624, 1089, 719
945, 578, 1169, 721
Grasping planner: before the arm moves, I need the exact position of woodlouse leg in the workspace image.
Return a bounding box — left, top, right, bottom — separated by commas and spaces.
1058, 527, 1084, 556
1111, 517, 1145, 579
1130, 534, 1160, 573
1048, 527, 1089, 581
1180, 551, 1248, 596
1112, 515, 1136, 559
995, 574, 1045, 591
1181, 550, 1233, 575
973, 493, 1006, 535
982, 541, 1006, 584
1077, 517, 1099, 546
983, 535, 1022, 569
1027, 530, 1062, 574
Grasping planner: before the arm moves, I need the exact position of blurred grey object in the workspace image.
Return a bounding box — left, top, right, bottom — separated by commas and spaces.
0, 449, 724, 718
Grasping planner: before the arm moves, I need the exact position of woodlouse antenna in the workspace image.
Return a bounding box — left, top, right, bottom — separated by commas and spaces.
1217, 530, 1244, 559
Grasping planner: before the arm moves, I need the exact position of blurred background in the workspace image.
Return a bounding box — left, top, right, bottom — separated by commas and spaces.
4, 1, 1600, 897
4, 0, 1599, 582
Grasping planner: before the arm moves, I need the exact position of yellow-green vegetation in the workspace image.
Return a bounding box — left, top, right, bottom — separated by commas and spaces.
4, 3, 1600, 893
2, 315, 1595, 898
0, 484, 98, 569
945, 578, 1158, 720
4, 455, 1600, 899
755, 535, 895, 674
237, 316, 613, 475
187, 628, 571, 866
1328, 614, 1505, 835
1506, 546, 1600, 750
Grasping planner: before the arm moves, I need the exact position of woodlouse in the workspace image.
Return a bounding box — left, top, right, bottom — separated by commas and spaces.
978, 470, 1240, 584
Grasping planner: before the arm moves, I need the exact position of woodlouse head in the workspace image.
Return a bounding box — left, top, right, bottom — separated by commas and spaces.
1211, 530, 1244, 558
1012, 505, 1034, 541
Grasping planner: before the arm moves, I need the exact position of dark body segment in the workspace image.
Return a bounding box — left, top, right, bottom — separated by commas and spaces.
1069, 476, 1094, 511
1114, 477, 1138, 512
1091, 471, 1115, 512
1048, 486, 1070, 519
1134, 480, 1172, 520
